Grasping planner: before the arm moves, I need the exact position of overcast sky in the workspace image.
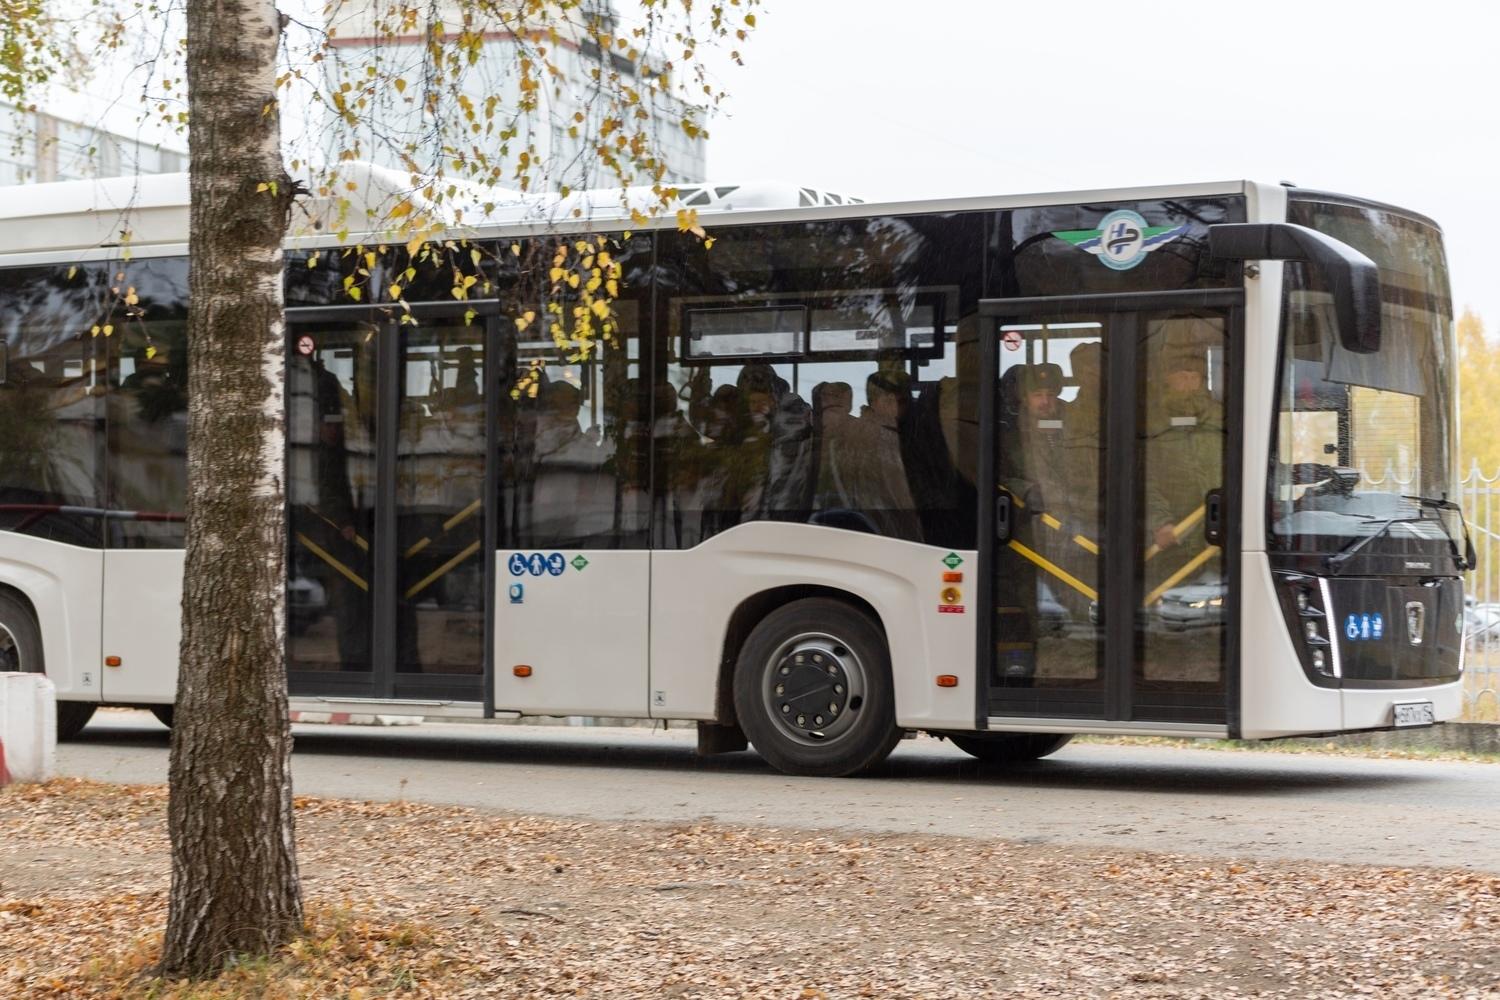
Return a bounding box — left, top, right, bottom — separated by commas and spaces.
704, 1, 1497, 330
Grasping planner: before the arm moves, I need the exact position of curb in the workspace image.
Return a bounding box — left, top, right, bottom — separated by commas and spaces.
289, 712, 423, 727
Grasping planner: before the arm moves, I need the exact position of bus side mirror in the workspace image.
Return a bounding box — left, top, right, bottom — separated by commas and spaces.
1208, 222, 1382, 354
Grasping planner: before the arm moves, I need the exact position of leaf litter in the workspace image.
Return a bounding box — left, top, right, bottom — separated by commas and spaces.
0, 777, 1496, 998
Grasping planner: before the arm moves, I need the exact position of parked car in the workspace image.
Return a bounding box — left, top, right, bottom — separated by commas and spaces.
1155, 575, 1226, 631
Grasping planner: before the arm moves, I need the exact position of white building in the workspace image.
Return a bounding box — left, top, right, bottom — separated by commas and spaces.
0, 89, 186, 186
323, 0, 707, 191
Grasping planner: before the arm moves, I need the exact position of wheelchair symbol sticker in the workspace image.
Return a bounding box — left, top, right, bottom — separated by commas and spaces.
507, 553, 528, 577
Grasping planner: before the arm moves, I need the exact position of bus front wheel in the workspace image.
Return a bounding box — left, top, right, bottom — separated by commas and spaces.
733, 598, 902, 777
0, 590, 96, 740
948, 732, 1072, 764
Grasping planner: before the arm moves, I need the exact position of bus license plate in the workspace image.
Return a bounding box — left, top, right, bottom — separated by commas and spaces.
1392, 702, 1435, 728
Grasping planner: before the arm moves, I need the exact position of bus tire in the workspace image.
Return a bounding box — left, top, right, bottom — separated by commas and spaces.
149, 705, 174, 730
733, 597, 902, 777
0, 590, 96, 740
949, 732, 1072, 764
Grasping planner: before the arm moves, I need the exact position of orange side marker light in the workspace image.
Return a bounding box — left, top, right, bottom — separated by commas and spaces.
942, 571, 963, 583
513, 665, 533, 678
936, 674, 959, 688
104, 656, 122, 667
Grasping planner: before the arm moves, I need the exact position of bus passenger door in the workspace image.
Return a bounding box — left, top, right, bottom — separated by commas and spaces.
286, 309, 491, 705
979, 293, 1240, 728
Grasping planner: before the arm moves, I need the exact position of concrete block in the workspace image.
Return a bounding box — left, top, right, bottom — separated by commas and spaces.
0, 672, 57, 784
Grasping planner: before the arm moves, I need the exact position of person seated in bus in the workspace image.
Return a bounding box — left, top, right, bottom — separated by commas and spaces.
691, 381, 751, 540
811, 380, 856, 508
652, 380, 701, 546
843, 369, 921, 540
1145, 341, 1223, 558
445, 345, 481, 407
529, 380, 613, 547
735, 362, 813, 521
1061, 342, 1104, 542
999, 363, 1068, 521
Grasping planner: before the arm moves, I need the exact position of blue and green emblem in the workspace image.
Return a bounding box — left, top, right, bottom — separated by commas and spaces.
1052, 210, 1188, 271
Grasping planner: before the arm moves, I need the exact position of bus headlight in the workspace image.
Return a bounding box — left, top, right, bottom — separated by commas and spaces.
1310, 647, 1328, 674
1304, 619, 1320, 641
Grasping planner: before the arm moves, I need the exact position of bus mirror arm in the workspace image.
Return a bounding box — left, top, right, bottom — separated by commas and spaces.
1208, 222, 1382, 354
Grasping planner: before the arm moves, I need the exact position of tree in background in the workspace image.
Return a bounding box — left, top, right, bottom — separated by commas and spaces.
1459, 309, 1500, 477
8, 0, 756, 978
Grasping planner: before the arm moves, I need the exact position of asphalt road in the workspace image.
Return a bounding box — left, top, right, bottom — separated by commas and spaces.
55, 710, 1500, 872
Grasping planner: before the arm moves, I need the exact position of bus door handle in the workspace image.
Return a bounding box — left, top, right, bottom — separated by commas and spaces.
1204, 489, 1225, 547
995, 493, 1013, 544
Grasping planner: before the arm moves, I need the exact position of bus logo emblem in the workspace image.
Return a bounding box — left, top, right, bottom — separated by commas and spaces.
1052, 210, 1188, 271
1405, 602, 1425, 645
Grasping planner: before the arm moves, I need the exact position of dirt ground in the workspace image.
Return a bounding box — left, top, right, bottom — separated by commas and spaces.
1, 779, 1497, 999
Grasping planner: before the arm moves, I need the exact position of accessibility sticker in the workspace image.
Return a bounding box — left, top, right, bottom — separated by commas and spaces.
546, 552, 566, 576
507, 553, 528, 577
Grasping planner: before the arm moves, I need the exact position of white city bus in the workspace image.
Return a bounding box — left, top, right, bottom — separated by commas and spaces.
0, 173, 1471, 775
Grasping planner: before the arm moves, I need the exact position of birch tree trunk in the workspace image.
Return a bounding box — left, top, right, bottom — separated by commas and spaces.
161, 0, 302, 975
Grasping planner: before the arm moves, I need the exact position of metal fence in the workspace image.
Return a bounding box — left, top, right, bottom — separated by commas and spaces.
1462, 464, 1500, 722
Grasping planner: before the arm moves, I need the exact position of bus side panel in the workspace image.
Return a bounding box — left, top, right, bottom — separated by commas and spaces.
1238, 551, 1339, 738
648, 523, 977, 731
0, 537, 103, 700
493, 550, 650, 717
100, 549, 183, 704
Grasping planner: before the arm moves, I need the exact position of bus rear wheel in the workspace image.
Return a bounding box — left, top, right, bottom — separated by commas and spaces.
733, 598, 902, 777
0, 590, 96, 740
948, 732, 1072, 764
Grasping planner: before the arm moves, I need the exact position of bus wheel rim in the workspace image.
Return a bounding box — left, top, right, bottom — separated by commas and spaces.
0, 621, 21, 673
761, 630, 866, 747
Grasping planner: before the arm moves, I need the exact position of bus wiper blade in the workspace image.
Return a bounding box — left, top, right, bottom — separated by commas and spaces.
1403, 494, 1475, 570
1324, 513, 1428, 575
1401, 493, 1460, 512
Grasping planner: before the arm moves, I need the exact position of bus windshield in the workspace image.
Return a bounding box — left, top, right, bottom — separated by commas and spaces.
1269, 198, 1458, 558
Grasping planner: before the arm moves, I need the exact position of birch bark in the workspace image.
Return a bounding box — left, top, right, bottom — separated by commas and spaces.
161, 0, 302, 975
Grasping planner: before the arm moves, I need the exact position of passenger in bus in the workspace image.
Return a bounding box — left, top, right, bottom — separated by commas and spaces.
1000, 363, 1068, 519
1062, 342, 1104, 541
811, 380, 856, 508
691, 382, 750, 540
530, 381, 613, 547
1145, 342, 1223, 555
735, 362, 813, 519
839, 369, 920, 539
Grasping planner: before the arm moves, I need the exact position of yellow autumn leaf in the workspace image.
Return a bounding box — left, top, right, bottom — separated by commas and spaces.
388, 283, 402, 300
510, 243, 521, 256
391, 199, 413, 218
144, 345, 157, 360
